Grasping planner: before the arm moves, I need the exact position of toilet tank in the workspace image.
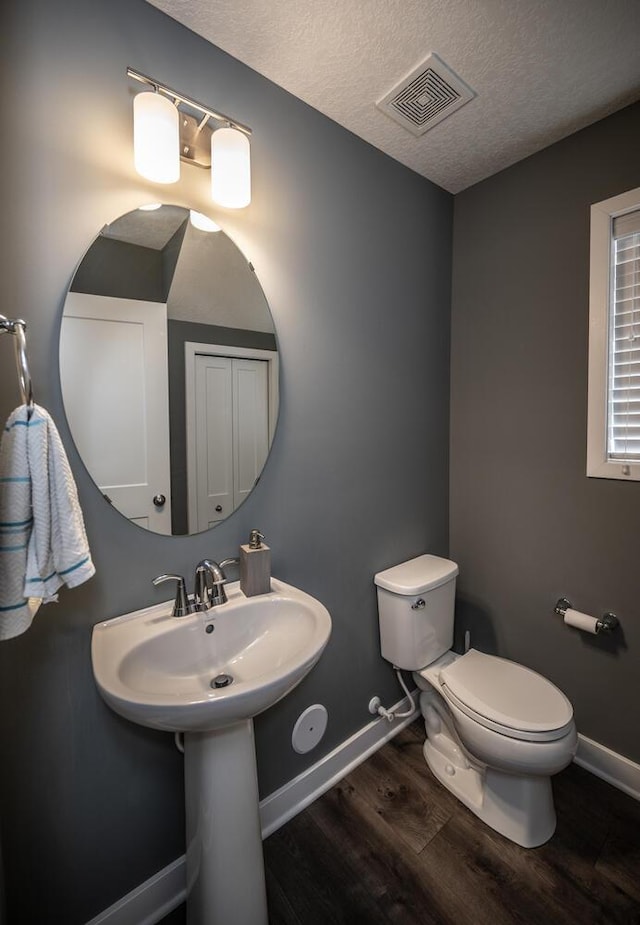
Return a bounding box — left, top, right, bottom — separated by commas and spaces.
374, 554, 459, 671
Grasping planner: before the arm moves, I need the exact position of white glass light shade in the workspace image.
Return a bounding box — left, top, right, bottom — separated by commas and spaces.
189, 210, 221, 233
211, 127, 251, 208
133, 92, 180, 184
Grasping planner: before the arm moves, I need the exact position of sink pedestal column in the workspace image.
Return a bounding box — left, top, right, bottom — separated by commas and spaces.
184, 719, 268, 925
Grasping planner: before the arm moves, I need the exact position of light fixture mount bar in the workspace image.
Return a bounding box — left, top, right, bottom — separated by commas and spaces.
127, 67, 252, 137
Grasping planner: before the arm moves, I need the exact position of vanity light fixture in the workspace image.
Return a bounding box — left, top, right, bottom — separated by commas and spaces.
128, 68, 252, 208
133, 91, 180, 184
211, 126, 251, 209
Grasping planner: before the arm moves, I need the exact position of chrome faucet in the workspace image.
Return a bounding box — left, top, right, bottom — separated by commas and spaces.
153, 557, 240, 617
194, 557, 241, 610
194, 559, 228, 610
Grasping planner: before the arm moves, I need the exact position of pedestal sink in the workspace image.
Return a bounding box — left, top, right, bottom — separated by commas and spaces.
92, 578, 332, 925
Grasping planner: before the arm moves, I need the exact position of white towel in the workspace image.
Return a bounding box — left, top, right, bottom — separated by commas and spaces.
0, 404, 95, 640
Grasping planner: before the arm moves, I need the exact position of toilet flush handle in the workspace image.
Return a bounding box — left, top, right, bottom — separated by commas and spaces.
411, 598, 426, 610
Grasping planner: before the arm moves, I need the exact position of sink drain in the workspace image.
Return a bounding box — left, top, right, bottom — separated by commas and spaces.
211, 674, 233, 689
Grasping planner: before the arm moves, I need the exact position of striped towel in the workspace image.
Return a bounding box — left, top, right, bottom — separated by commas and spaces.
0, 404, 95, 640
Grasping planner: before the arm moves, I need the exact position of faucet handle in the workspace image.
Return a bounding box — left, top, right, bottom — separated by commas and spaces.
153, 574, 192, 617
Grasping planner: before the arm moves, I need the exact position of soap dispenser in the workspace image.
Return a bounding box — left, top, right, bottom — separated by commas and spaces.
240, 529, 271, 597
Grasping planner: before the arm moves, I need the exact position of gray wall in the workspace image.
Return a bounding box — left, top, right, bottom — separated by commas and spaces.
71, 236, 165, 301
70, 223, 186, 302
450, 101, 640, 764
0, 0, 452, 921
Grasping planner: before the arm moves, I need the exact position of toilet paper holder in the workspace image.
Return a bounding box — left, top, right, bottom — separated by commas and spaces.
554, 598, 619, 633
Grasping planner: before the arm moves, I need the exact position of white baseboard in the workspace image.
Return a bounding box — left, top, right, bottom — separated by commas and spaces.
574, 733, 640, 802
85, 857, 186, 925
87, 693, 419, 925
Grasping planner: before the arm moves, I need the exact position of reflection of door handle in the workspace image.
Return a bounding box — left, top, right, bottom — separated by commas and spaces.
215, 505, 223, 513
153, 494, 167, 507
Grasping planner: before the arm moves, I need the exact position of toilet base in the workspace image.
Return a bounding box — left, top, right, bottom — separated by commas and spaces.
423, 738, 556, 848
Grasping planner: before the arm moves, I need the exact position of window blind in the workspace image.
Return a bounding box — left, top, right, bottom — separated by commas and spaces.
610, 209, 640, 460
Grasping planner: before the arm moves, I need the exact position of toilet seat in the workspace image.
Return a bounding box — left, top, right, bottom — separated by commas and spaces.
437, 649, 574, 743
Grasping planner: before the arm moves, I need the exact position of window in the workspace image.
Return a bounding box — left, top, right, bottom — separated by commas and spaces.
587, 186, 640, 480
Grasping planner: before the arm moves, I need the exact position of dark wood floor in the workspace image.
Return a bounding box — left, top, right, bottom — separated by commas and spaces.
163, 721, 640, 924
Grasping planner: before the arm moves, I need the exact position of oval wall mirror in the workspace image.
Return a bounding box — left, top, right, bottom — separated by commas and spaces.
59, 204, 278, 536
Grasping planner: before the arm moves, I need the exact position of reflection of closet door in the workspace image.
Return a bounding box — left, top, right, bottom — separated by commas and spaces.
60, 292, 172, 534
190, 354, 269, 531
193, 355, 234, 531
233, 358, 269, 510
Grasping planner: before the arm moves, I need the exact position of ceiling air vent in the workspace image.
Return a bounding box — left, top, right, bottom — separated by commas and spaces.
376, 53, 475, 137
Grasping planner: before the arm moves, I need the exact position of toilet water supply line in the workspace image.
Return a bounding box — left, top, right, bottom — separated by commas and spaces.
373, 632, 471, 724
373, 668, 416, 723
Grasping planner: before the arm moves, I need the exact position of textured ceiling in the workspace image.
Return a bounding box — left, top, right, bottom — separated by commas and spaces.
145, 0, 640, 193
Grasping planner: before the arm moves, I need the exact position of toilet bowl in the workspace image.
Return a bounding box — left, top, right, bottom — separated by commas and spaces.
415, 649, 577, 846
374, 555, 577, 848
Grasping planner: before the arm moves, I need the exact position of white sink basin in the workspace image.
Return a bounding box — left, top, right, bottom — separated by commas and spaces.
91, 578, 332, 732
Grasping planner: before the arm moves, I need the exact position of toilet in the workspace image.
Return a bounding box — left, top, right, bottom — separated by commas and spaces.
374, 554, 577, 848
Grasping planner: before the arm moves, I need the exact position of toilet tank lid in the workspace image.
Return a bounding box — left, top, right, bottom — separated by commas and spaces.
374, 554, 458, 595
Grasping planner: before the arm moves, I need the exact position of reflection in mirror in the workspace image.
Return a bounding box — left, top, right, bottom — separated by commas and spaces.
59, 205, 278, 536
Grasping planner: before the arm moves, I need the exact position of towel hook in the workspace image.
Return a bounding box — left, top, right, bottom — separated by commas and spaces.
0, 314, 34, 418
